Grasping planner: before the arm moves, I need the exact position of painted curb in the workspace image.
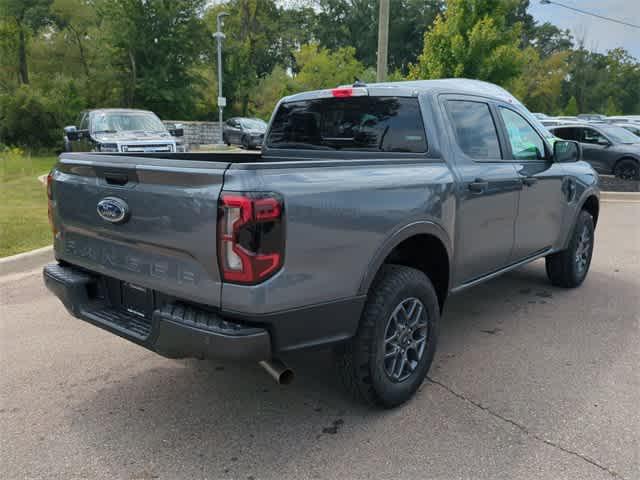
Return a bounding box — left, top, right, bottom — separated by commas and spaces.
600, 191, 640, 202
0, 245, 53, 277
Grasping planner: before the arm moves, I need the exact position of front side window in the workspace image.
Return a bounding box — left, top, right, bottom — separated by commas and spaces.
267, 96, 427, 153
581, 128, 609, 145
445, 100, 501, 160
499, 108, 546, 160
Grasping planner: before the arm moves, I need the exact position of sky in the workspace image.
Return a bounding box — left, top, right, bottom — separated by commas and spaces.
528, 0, 640, 59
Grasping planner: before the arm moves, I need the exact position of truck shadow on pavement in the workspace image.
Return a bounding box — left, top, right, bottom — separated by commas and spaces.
67, 260, 637, 479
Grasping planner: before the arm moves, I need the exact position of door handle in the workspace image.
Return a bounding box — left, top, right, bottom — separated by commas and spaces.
468, 179, 489, 193
521, 177, 538, 187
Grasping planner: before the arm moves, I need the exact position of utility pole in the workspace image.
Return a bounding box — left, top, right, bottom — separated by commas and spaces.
214, 12, 229, 144
376, 0, 390, 82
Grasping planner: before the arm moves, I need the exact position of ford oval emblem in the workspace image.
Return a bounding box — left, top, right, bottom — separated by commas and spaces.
97, 197, 129, 224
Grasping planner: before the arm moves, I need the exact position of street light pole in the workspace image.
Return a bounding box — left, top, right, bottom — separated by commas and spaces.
376, 0, 390, 82
214, 12, 229, 144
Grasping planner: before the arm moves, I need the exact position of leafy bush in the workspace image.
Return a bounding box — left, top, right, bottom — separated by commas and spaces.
0, 80, 84, 150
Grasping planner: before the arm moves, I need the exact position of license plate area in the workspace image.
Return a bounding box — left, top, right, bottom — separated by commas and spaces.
121, 282, 153, 319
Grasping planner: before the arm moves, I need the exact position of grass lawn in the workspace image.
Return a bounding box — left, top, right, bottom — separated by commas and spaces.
0, 151, 57, 257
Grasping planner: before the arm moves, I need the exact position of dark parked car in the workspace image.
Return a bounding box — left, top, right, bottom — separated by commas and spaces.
222, 117, 267, 149
549, 123, 640, 179
64, 109, 185, 153
45, 79, 598, 407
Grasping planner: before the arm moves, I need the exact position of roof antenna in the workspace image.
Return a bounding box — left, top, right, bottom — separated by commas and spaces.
353, 78, 366, 87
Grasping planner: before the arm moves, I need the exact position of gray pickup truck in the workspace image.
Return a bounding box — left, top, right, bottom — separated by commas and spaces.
44, 79, 599, 407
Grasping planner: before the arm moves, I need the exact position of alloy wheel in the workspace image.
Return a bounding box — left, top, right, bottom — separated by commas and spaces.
575, 225, 592, 275
383, 297, 429, 383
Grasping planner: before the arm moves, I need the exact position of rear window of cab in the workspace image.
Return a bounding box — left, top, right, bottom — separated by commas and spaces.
266, 96, 427, 153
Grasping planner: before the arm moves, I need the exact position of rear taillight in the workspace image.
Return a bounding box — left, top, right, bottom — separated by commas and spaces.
46, 172, 56, 236
218, 192, 284, 284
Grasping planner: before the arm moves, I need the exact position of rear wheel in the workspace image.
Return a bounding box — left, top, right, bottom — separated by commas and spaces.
336, 265, 439, 408
613, 158, 640, 180
545, 210, 594, 288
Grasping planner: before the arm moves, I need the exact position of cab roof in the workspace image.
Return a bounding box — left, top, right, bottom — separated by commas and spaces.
282, 78, 524, 107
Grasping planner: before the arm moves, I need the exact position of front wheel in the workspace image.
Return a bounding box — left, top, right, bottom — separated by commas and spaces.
335, 265, 439, 408
613, 158, 640, 180
545, 210, 595, 288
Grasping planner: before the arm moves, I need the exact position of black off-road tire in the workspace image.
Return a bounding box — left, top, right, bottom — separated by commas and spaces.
613, 158, 640, 180
335, 265, 439, 408
545, 210, 595, 288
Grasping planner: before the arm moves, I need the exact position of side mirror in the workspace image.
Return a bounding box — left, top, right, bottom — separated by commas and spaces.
64, 125, 79, 141
597, 139, 610, 146
169, 124, 184, 137
553, 140, 580, 163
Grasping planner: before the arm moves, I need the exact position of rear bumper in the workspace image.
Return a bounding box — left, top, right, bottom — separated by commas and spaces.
43, 263, 271, 361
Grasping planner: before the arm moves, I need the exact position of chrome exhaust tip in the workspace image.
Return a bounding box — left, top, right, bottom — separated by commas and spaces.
259, 359, 294, 385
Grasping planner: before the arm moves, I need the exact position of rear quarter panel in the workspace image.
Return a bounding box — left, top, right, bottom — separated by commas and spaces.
221, 159, 456, 314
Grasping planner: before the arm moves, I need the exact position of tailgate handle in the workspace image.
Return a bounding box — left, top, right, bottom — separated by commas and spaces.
104, 172, 129, 185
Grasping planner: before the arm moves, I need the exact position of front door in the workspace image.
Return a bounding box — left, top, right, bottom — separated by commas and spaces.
579, 127, 612, 174
496, 106, 566, 260
443, 98, 521, 284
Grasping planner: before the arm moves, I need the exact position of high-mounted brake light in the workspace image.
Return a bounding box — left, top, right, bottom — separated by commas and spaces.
218, 192, 284, 284
332, 87, 353, 98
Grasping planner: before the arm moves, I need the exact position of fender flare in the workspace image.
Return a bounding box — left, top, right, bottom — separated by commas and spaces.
561, 190, 600, 250
357, 220, 452, 296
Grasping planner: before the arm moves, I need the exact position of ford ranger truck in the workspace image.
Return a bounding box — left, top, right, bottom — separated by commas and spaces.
44, 79, 599, 407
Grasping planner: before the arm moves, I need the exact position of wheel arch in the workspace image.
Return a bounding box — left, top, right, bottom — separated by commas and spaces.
358, 222, 452, 311
581, 194, 600, 227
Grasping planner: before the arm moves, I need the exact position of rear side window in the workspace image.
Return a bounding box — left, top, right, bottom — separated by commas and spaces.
552, 127, 580, 141
266, 97, 427, 153
445, 100, 501, 160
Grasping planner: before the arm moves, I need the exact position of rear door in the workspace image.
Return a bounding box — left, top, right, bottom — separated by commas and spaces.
442, 96, 521, 284
50, 153, 229, 308
495, 105, 566, 260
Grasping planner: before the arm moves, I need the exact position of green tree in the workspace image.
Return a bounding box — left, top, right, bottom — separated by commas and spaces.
508, 49, 568, 114
408, 0, 527, 86
604, 97, 621, 116
293, 43, 368, 91
565, 96, 578, 116
98, 0, 208, 118
205, 0, 291, 116
0, 0, 53, 84
249, 65, 296, 119
313, 0, 442, 73
50, 0, 97, 79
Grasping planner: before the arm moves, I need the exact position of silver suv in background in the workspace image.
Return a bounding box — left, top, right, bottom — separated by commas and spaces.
63, 109, 186, 153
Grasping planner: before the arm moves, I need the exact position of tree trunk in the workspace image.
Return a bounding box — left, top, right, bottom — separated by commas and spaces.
17, 21, 29, 84
128, 50, 137, 106
69, 24, 90, 79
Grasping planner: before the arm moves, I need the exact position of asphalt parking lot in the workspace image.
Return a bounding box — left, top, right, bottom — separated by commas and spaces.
1, 201, 638, 480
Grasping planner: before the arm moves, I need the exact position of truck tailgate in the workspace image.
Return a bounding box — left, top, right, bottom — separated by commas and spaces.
50, 153, 229, 308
